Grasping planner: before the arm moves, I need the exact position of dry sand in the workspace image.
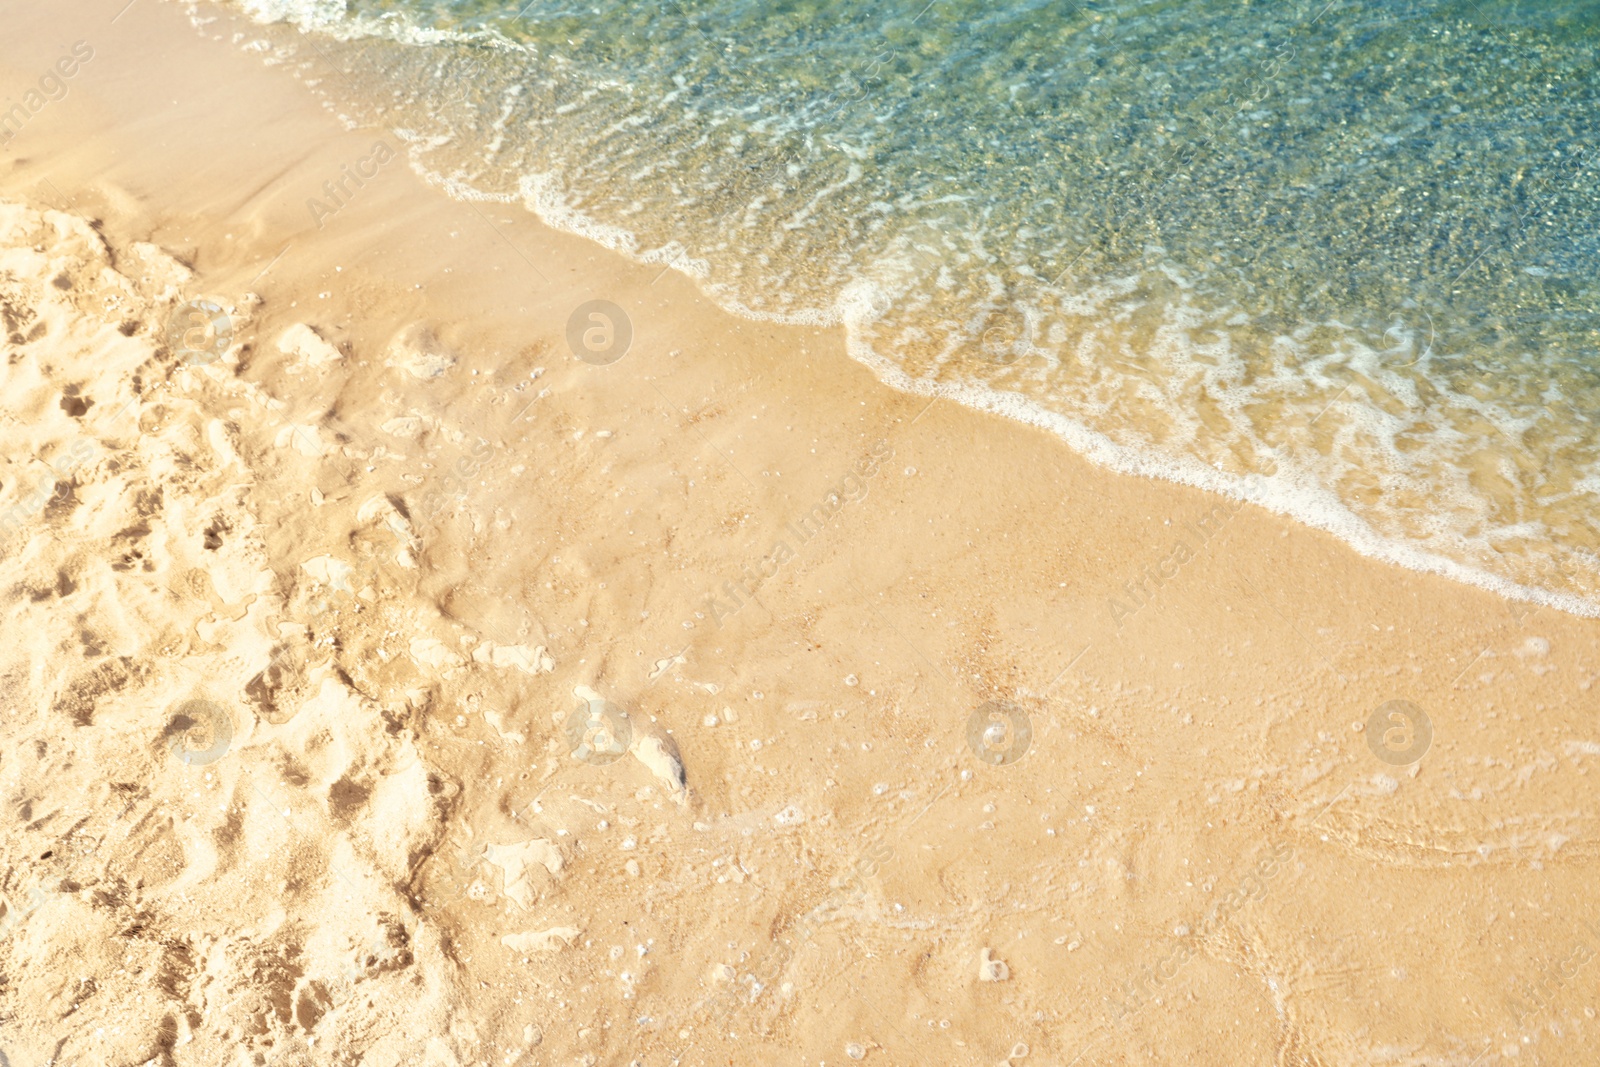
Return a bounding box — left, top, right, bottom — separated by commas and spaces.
1, 3, 1599, 1066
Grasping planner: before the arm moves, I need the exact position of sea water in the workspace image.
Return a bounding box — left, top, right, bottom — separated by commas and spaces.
226, 0, 1600, 613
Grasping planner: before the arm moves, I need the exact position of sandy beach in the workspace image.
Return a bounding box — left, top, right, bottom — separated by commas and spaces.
2, 2, 1599, 1065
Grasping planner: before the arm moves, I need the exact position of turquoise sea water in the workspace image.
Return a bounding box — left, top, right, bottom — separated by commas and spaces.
230, 0, 1599, 612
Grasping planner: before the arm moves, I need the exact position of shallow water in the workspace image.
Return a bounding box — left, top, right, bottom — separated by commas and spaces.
231, 0, 1600, 611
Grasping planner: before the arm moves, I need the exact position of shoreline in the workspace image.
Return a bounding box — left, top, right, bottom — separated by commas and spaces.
208, 0, 1600, 622
3, 2, 1600, 1066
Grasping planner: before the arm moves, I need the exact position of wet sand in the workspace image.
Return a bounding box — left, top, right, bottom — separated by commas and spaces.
2, 2, 1599, 1065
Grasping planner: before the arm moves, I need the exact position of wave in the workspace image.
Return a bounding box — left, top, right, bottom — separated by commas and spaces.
207, 0, 1600, 615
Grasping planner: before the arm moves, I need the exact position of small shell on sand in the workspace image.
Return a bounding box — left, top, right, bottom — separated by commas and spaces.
501, 927, 581, 953
630, 733, 687, 802
977, 948, 1009, 982
472, 642, 554, 675
380, 415, 426, 438
277, 322, 343, 366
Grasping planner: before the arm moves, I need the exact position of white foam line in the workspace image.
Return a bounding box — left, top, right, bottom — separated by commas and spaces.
408, 140, 1600, 620
222, 2, 1600, 621
841, 333, 1600, 620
